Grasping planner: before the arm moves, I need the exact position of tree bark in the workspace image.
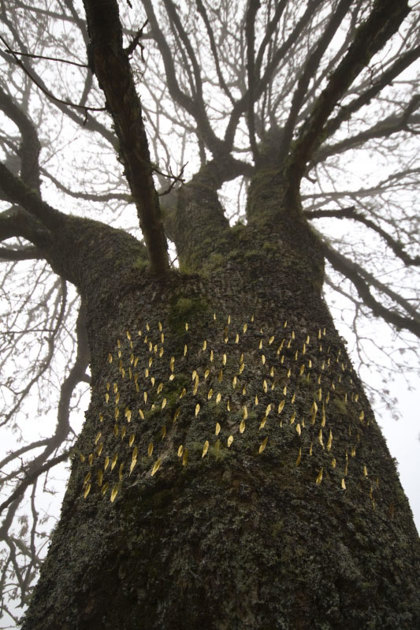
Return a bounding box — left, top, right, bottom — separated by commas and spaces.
22, 174, 419, 630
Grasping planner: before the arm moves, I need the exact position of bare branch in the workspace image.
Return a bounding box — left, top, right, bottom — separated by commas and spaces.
305, 206, 420, 266
321, 240, 420, 337
83, 0, 169, 273
287, 0, 410, 188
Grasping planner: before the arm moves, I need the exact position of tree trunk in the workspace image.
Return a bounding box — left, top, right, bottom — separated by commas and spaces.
23, 174, 419, 629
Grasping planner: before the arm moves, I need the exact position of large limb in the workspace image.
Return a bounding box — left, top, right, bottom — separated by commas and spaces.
82, 0, 168, 274
286, 0, 410, 192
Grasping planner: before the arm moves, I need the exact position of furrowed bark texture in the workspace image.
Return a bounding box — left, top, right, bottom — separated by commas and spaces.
23, 173, 419, 630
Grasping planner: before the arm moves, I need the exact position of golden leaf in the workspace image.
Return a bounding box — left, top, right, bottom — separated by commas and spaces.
243, 323, 248, 333
222, 354, 227, 366
296, 448, 302, 466
232, 376, 237, 388
110, 485, 119, 503
128, 434, 135, 447
227, 435, 234, 448
148, 442, 153, 457
359, 410, 365, 421
265, 403, 272, 416
259, 417, 267, 429
144, 392, 148, 403
128, 453, 137, 474
177, 445, 183, 457
216, 392, 221, 404
113, 424, 119, 437
263, 380, 268, 393
202, 441, 209, 458
195, 403, 200, 417
182, 448, 188, 466
363, 465, 368, 477
88, 453, 94, 466
173, 408, 181, 422
326, 430, 333, 451
138, 409, 144, 420
108, 353, 113, 363
341, 478, 346, 490
282, 385, 287, 395
239, 419, 246, 433
235, 333, 239, 344
318, 429, 324, 448
97, 442, 103, 456
184, 344, 188, 356
309, 442, 313, 456
125, 409, 132, 423
290, 412, 296, 425
97, 470, 103, 487
316, 468, 323, 484
150, 457, 162, 477
121, 426, 126, 439
179, 387, 186, 399
111, 453, 118, 470
150, 376, 155, 386
218, 370, 223, 382
83, 483, 91, 499
258, 437, 268, 454
202, 340, 207, 351
210, 349, 214, 362
119, 463, 124, 481
226, 400, 231, 411
105, 393, 110, 404
331, 458, 336, 468
277, 400, 285, 414
296, 423, 301, 436
104, 456, 110, 470
208, 388, 213, 400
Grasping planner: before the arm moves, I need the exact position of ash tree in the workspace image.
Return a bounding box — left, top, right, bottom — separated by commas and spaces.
0, 0, 419, 628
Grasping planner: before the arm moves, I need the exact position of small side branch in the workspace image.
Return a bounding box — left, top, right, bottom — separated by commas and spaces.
322, 240, 420, 338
